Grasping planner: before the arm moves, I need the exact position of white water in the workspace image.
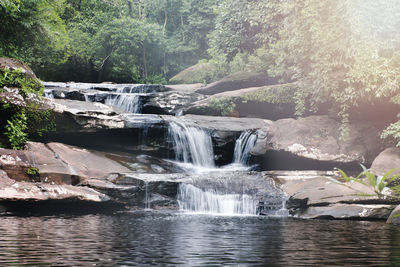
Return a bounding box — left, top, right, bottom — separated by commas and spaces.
177, 184, 258, 215
233, 131, 257, 165
168, 120, 215, 168
105, 93, 142, 113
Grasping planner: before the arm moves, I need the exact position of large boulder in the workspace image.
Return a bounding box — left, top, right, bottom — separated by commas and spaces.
371, 148, 400, 176
0, 142, 131, 185
252, 115, 388, 169
0, 57, 37, 79
270, 171, 398, 220
169, 63, 218, 84
185, 83, 297, 119
196, 71, 277, 95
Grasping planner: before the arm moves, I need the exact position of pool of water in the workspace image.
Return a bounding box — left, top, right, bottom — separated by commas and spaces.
0, 211, 399, 266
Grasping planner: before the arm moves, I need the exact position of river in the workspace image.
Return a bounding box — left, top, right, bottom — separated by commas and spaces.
0, 211, 399, 266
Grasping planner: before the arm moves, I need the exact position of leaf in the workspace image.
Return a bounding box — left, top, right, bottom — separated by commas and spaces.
337, 168, 351, 183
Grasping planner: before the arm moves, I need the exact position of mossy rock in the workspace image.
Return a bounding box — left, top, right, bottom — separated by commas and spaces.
0, 57, 43, 96
196, 71, 278, 95
169, 63, 218, 84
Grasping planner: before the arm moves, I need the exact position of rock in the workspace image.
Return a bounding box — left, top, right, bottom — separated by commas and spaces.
0, 142, 131, 185
0, 57, 37, 79
143, 90, 207, 115
299, 204, 394, 220
278, 175, 380, 208
165, 83, 205, 93
371, 148, 400, 176
0, 148, 32, 182
45, 142, 131, 182
49, 98, 126, 132
271, 171, 399, 220
387, 205, 400, 224
252, 115, 388, 168
0, 182, 109, 202
196, 71, 277, 95
169, 63, 218, 84
185, 83, 297, 119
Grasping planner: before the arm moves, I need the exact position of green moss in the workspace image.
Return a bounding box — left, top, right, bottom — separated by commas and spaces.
209, 96, 236, 116
242, 83, 298, 104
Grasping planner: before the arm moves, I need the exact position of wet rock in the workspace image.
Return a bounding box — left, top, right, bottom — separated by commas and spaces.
143, 90, 207, 115
252, 115, 388, 168
196, 71, 277, 95
49, 98, 125, 132
370, 148, 400, 176
0, 181, 110, 202
299, 204, 394, 220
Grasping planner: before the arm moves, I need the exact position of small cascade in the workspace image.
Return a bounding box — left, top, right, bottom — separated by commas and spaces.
177, 184, 258, 215
233, 131, 257, 165
105, 94, 142, 113
168, 120, 215, 168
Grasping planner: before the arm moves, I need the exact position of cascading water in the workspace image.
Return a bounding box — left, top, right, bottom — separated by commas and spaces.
177, 184, 258, 215
232, 130, 257, 165
105, 93, 142, 113
168, 120, 215, 168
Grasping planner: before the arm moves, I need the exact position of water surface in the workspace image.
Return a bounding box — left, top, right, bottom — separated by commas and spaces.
0, 212, 399, 266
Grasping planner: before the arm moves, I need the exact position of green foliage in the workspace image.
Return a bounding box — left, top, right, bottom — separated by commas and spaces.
242, 83, 298, 105
209, 96, 236, 116
26, 108, 56, 137
329, 165, 400, 198
26, 167, 40, 179
4, 111, 28, 150
0, 68, 43, 97
382, 121, 400, 147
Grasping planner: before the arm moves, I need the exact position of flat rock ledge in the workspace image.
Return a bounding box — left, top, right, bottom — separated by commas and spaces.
270, 171, 399, 220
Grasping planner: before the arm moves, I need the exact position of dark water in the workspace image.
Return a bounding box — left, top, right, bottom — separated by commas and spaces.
0, 211, 400, 266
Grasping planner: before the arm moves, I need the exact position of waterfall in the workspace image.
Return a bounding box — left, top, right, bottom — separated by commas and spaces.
177, 184, 258, 215
233, 131, 257, 165
105, 93, 142, 113
168, 120, 215, 168
104, 84, 159, 113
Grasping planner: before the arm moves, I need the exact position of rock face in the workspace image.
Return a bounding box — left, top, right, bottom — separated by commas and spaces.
0, 142, 131, 185
371, 148, 400, 176
252, 116, 388, 169
196, 71, 276, 95
271, 171, 398, 220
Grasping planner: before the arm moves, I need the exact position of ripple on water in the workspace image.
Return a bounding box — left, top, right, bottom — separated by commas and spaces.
0, 212, 398, 266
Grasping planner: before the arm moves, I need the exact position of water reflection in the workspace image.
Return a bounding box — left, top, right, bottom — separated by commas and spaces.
0, 212, 399, 266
